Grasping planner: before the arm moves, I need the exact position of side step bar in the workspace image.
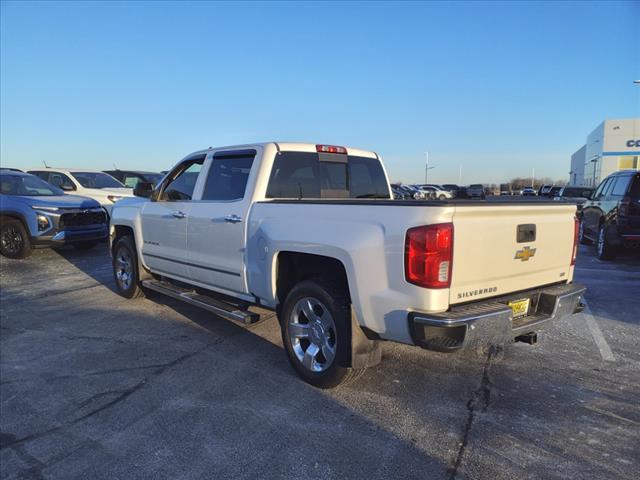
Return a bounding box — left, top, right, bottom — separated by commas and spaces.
141, 280, 260, 325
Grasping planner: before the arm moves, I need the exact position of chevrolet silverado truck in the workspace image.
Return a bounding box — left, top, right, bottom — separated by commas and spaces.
109, 142, 585, 388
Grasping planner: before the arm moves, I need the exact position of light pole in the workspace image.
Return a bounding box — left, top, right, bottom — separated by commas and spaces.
590, 155, 598, 187
531, 168, 535, 188
424, 151, 435, 184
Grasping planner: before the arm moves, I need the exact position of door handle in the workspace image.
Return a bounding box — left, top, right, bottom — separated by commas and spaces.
224, 214, 242, 223
172, 211, 187, 219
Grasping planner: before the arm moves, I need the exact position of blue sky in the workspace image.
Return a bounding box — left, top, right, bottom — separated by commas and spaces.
1, 1, 638, 184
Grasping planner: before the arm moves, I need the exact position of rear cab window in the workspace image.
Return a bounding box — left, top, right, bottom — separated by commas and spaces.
266, 151, 390, 199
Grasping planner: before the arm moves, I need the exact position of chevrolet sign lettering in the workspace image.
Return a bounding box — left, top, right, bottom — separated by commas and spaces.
515, 246, 536, 261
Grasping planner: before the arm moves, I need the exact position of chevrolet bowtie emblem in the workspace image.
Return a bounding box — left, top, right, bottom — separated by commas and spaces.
515, 246, 536, 261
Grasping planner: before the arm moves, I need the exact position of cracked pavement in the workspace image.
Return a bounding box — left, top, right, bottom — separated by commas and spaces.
1, 244, 639, 479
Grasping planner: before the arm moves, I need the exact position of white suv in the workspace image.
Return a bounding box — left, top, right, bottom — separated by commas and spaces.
28, 168, 134, 215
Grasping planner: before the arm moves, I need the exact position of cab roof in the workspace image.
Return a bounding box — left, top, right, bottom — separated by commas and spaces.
187, 142, 379, 160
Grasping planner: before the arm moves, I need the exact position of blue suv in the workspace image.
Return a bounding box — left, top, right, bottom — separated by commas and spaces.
0, 170, 108, 259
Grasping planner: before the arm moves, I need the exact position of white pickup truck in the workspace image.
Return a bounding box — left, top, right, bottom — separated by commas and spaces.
109, 142, 585, 388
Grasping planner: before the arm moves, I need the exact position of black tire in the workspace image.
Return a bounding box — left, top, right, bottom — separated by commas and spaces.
578, 218, 591, 245
112, 235, 145, 298
73, 241, 98, 250
280, 279, 364, 388
596, 223, 617, 261
0, 219, 32, 259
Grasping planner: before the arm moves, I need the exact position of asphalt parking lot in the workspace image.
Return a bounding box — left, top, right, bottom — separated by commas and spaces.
1, 244, 639, 480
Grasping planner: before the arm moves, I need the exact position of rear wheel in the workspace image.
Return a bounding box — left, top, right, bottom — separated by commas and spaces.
0, 219, 32, 259
281, 279, 363, 388
112, 235, 145, 298
578, 218, 591, 245
596, 224, 617, 261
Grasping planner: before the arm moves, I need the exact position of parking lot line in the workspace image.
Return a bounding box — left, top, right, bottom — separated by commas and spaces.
582, 299, 616, 362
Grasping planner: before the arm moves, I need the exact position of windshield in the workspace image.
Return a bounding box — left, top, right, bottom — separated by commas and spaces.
143, 173, 164, 185
71, 172, 124, 189
0, 174, 63, 196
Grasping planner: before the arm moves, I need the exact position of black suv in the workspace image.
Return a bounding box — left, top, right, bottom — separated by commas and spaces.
579, 170, 640, 260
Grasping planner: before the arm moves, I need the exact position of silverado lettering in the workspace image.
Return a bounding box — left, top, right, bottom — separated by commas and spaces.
457, 287, 498, 299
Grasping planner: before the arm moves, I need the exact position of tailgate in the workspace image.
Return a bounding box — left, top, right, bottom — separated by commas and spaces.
450, 204, 576, 305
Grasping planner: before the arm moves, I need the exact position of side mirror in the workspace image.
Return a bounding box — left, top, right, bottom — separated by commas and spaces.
60, 184, 75, 191
134, 181, 154, 198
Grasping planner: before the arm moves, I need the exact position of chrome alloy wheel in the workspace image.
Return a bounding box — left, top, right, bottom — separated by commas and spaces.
114, 247, 134, 291
288, 297, 337, 373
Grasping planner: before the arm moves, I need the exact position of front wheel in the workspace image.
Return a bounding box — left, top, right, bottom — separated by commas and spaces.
0, 219, 32, 259
281, 279, 363, 388
596, 224, 617, 261
112, 235, 145, 298
438, 194, 446, 200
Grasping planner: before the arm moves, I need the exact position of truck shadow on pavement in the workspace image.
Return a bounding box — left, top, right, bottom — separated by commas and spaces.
2, 249, 458, 479
2, 244, 637, 479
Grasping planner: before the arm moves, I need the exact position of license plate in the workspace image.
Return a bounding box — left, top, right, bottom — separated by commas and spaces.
508, 298, 530, 318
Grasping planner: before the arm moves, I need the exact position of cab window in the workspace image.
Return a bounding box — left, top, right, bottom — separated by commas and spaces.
160, 156, 205, 201
201, 150, 255, 201
593, 178, 611, 200
610, 175, 631, 198
49, 173, 76, 191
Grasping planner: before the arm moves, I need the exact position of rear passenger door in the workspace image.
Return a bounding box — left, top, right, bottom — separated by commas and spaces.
186, 149, 257, 294
605, 174, 632, 223
583, 177, 611, 236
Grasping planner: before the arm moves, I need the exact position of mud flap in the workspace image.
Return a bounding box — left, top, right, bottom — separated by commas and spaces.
350, 306, 381, 369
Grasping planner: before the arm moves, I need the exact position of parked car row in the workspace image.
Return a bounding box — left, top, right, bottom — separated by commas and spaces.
0, 167, 165, 258
390, 183, 468, 200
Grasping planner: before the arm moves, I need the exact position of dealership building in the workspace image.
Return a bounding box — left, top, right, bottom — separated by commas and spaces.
569, 118, 640, 187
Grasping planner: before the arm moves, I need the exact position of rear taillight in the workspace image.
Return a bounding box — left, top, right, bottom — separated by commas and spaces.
619, 196, 631, 216
405, 223, 454, 288
571, 216, 579, 266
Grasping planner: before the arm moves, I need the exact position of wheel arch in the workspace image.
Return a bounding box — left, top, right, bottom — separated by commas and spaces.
0, 212, 29, 231
275, 251, 350, 312
111, 224, 135, 254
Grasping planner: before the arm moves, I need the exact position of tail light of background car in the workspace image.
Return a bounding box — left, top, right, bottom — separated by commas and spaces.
405, 223, 454, 289
618, 195, 638, 216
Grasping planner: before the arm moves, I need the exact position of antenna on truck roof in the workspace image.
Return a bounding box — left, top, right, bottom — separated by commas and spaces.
42, 160, 50, 168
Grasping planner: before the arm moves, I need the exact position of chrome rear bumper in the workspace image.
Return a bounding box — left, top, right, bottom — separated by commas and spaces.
408, 283, 586, 352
